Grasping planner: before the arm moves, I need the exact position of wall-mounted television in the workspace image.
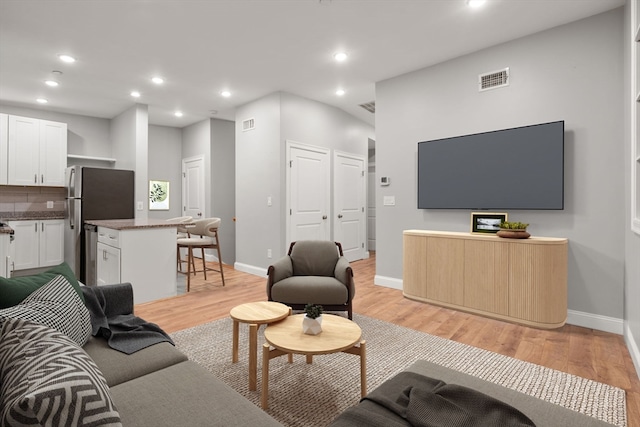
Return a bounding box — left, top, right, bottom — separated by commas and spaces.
417, 120, 564, 210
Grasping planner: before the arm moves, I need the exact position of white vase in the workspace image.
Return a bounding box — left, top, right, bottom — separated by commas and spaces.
302, 315, 323, 335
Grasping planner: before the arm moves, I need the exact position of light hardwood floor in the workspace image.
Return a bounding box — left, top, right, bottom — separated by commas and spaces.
135, 253, 640, 427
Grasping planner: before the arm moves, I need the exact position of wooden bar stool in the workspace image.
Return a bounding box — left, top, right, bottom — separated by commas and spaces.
176, 217, 225, 291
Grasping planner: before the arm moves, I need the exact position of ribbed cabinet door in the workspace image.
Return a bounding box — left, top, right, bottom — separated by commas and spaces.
403, 234, 428, 299
464, 240, 509, 315
426, 237, 464, 305
509, 242, 567, 324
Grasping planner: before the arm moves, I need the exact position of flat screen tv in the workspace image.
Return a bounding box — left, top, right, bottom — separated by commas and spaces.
417, 120, 564, 210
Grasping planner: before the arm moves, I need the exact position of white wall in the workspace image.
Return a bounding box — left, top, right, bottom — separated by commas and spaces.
375, 9, 625, 329
210, 119, 236, 265
235, 92, 282, 272
235, 92, 374, 273
623, 0, 640, 375
148, 125, 182, 220
111, 104, 148, 219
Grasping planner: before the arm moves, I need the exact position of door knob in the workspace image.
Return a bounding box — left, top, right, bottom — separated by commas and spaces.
338, 214, 343, 218
322, 215, 327, 220
197, 212, 202, 217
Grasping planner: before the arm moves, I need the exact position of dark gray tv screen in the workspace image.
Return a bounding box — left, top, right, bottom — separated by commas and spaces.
417, 121, 564, 210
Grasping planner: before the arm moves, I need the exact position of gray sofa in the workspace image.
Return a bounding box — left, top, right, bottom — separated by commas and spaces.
0, 272, 282, 427
82, 283, 283, 427
330, 360, 616, 427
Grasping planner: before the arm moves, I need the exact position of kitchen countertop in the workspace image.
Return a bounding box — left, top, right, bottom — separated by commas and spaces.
84, 218, 193, 230
0, 211, 65, 221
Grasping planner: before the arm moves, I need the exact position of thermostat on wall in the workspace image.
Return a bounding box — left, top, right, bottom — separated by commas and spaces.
380, 176, 390, 186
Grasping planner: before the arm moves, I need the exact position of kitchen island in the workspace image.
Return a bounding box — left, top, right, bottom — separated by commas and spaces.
84, 218, 187, 304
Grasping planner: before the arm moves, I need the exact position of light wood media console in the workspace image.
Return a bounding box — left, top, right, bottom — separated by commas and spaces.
403, 230, 568, 329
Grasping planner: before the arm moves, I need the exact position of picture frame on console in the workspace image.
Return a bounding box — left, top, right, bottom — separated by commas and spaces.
470, 212, 508, 234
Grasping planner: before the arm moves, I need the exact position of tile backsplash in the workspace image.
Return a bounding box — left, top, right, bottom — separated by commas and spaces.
0, 186, 66, 218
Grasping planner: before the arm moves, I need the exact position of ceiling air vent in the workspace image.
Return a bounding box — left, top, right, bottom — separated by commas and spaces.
359, 101, 375, 114
479, 67, 509, 91
242, 117, 255, 132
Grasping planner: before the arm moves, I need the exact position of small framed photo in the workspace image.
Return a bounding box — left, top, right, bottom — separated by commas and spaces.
149, 180, 170, 210
470, 212, 508, 234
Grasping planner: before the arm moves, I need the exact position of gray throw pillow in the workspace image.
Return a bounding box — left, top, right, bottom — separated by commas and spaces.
0, 274, 91, 346
0, 318, 122, 426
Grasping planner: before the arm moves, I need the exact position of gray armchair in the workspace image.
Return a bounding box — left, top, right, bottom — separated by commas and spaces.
266, 240, 355, 319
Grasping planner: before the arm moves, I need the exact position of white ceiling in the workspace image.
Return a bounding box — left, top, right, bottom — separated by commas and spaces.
0, 0, 624, 128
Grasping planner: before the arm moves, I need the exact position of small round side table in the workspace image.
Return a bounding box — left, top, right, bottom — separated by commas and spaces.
229, 301, 290, 390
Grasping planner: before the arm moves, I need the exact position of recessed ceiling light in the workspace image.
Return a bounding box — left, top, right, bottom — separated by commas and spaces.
36, 98, 48, 104
174, 111, 183, 117
466, 0, 486, 8
58, 54, 76, 63
130, 91, 141, 98
151, 76, 164, 85
44, 80, 59, 87
336, 89, 345, 96
334, 52, 348, 62
220, 90, 231, 97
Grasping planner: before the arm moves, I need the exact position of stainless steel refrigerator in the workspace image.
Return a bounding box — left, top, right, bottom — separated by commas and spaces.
64, 166, 134, 284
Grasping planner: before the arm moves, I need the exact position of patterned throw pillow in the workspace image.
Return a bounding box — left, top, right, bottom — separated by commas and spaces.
0, 275, 91, 346
0, 318, 122, 426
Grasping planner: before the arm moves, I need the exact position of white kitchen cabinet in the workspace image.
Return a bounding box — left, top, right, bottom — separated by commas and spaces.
0, 232, 12, 278
95, 225, 177, 303
8, 219, 65, 271
0, 113, 7, 185
96, 241, 121, 286
7, 115, 67, 187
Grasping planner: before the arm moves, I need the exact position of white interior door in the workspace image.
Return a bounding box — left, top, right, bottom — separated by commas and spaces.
287, 141, 330, 246
333, 151, 366, 262
182, 156, 205, 219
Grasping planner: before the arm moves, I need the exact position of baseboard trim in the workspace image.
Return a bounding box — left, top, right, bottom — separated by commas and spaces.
374, 275, 403, 290
234, 262, 267, 278
566, 310, 623, 334
373, 277, 623, 334
624, 323, 640, 378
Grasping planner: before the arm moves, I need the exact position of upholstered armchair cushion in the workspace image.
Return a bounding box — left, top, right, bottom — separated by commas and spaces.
289, 240, 340, 277
267, 240, 355, 319
270, 276, 349, 305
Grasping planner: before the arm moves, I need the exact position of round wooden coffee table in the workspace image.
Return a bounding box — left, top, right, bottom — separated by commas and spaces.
230, 301, 291, 391
261, 314, 366, 409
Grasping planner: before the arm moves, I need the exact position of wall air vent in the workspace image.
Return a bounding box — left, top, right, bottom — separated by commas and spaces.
359, 101, 375, 114
242, 118, 255, 132
479, 67, 509, 91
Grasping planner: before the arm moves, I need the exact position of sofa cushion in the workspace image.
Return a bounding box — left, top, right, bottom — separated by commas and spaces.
0, 262, 84, 308
110, 360, 283, 427
404, 360, 615, 427
0, 275, 91, 346
83, 336, 188, 387
0, 275, 92, 346
271, 276, 349, 304
0, 317, 121, 427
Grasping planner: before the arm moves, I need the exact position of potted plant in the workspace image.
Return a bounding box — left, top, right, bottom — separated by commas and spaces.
302, 303, 323, 335
497, 221, 530, 239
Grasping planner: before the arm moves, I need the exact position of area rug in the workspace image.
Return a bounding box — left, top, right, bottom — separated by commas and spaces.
170, 314, 627, 427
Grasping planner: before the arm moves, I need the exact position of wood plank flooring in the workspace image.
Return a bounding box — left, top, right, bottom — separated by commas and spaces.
135, 253, 640, 427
